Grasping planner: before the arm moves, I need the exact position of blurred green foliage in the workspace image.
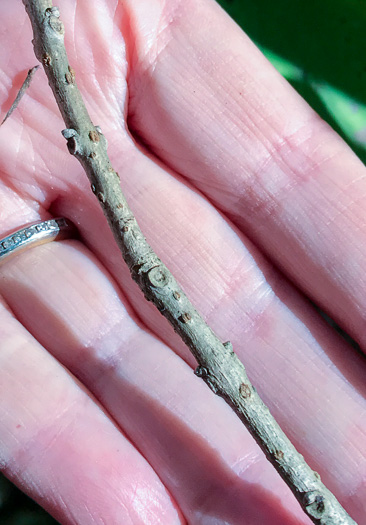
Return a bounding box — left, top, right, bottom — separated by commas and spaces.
1, 1, 364, 524
217, 0, 366, 163
0, 474, 57, 524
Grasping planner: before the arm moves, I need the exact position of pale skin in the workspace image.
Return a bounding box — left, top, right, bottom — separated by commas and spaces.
0, 0, 365, 524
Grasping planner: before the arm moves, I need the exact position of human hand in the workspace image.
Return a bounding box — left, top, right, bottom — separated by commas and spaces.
0, 1, 365, 523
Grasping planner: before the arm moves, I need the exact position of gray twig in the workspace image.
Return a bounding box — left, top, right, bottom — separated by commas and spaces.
1, 65, 39, 125
21, 1, 357, 524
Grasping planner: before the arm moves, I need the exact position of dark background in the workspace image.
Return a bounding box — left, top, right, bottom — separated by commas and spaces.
1, 0, 364, 523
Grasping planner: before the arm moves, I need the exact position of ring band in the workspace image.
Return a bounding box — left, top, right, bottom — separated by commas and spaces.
0, 218, 77, 265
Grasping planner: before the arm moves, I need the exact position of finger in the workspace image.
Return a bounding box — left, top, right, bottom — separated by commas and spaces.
125, 0, 366, 349
65, 147, 366, 522
0, 301, 183, 524
2, 163, 365, 524
0, 239, 313, 524
0, 0, 129, 207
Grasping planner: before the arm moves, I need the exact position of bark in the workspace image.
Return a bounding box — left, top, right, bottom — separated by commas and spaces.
20, 1, 357, 523
1, 65, 39, 125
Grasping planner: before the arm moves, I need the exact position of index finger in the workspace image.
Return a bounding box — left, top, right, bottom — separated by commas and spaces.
126, 0, 366, 349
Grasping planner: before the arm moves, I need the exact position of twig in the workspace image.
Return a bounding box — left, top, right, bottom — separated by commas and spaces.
21, 1, 357, 523
1, 65, 39, 125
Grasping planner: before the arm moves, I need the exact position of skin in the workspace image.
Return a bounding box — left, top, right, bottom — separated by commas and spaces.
0, 0, 365, 523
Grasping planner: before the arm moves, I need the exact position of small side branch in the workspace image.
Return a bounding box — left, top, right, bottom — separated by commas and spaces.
1, 65, 39, 125
21, 1, 357, 524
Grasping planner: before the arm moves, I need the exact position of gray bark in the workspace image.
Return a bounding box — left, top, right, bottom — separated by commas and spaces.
1, 65, 39, 125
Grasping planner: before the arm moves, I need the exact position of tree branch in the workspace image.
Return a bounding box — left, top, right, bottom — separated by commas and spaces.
1, 65, 39, 125
21, 1, 356, 523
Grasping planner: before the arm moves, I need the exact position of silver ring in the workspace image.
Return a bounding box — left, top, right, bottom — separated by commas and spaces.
0, 218, 77, 265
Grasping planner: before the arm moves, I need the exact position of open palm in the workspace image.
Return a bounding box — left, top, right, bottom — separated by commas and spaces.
0, 0, 365, 523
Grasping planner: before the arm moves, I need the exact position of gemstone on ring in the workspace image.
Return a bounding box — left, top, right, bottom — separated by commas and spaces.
0, 218, 77, 265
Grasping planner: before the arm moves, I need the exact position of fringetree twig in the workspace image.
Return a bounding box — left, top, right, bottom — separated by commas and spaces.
1, 65, 39, 125
21, 1, 357, 524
